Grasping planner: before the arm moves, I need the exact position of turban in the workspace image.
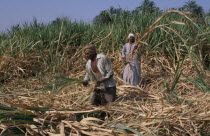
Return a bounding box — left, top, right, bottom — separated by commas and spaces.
128, 33, 135, 38
83, 44, 96, 54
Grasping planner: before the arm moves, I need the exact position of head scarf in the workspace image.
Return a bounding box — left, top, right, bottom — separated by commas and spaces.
83, 44, 96, 54
128, 33, 135, 39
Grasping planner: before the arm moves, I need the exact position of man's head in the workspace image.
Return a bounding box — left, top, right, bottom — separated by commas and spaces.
83, 44, 97, 59
128, 33, 135, 43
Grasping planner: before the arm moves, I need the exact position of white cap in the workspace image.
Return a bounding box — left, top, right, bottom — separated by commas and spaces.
128, 33, 135, 38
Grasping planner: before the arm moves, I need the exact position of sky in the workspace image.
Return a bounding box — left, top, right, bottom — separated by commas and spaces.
0, 0, 210, 32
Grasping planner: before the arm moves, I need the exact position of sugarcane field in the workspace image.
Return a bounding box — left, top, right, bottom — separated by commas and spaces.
0, 1, 210, 136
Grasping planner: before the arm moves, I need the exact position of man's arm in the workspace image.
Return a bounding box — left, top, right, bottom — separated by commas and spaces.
96, 56, 114, 86
121, 44, 126, 58
104, 56, 114, 79
122, 44, 128, 65
83, 73, 90, 86
97, 56, 114, 87
83, 63, 90, 87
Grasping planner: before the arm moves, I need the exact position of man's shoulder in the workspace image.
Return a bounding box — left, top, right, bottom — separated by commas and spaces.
86, 59, 91, 65
97, 53, 107, 58
124, 43, 129, 46
97, 54, 111, 62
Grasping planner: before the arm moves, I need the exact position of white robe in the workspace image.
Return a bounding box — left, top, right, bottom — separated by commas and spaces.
122, 43, 141, 86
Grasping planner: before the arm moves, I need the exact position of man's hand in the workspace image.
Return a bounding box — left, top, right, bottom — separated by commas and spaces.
124, 61, 129, 65
122, 58, 128, 65
83, 80, 88, 87
95, 77, 106, 87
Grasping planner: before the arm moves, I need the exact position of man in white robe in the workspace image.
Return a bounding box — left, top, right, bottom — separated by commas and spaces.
121, 33, 141, 86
